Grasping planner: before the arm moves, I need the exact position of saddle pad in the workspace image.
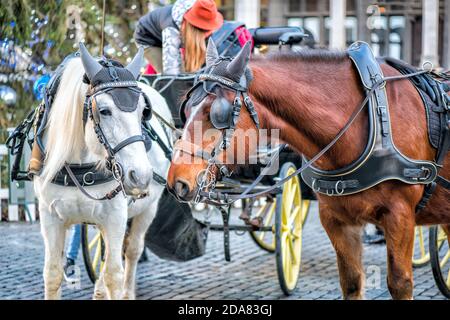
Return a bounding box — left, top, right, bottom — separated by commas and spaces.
382, 57, 444, 150
418, 88, 441, 149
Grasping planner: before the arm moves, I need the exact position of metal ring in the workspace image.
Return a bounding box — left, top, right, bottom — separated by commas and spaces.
64, 174, 69, 186
422, 61, 433, 72
326, 188, 334, 196
112, 162, 123, 181
196, 169, 208, 187
335, 180, 345, 195
311, 179, 320, 192
83, 172, 95, 186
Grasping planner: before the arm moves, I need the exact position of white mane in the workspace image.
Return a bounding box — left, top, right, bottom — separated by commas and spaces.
41, 57, 88, 185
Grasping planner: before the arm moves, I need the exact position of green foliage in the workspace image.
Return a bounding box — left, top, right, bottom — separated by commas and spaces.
0, 0, 154, 135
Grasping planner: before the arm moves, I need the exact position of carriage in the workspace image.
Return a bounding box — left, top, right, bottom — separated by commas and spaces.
74, 26, 450, 298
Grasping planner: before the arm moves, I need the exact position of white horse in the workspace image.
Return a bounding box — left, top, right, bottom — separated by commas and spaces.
34, 45, 173, 299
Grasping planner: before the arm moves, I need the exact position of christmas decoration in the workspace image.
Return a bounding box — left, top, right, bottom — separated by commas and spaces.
0, 85, 17, 107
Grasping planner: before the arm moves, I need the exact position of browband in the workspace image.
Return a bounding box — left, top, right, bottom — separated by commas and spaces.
198, 74, 247, 91
92, 80, 139, 93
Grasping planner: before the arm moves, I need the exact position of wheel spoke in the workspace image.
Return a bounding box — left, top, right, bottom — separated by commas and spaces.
258, 203, 276, 241
282, 234, 291, 283
440, 249, 450, 269
88, 232, 101, 251
418, 227, 426, 258
287, 234, 297, 265
264, 202, 276, 227
293, 220, 303, 240
100, 260, 105, 275
92, 239, 102, 272
288, 206, 301, 230
438, 228, 447, 244
285, 183, 298, 212
254, 204, 265, 218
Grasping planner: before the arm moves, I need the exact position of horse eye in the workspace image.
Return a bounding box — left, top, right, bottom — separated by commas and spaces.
99, 108, 112, 116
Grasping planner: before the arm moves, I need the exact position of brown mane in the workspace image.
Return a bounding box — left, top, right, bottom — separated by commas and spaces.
262, 48, 348, 64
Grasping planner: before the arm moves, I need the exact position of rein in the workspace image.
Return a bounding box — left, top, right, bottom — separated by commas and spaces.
183, 68, 431, 205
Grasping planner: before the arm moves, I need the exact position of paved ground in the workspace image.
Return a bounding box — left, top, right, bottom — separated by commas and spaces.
0, 201, 446, 300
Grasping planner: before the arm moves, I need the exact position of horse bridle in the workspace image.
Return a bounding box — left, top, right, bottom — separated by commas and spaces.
175, 61, 259, 203
64, 79, 152, 201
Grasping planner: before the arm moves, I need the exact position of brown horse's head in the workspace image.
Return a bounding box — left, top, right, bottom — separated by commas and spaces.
167, 40, 260, 201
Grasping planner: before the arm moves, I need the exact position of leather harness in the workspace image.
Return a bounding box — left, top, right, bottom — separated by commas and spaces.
301, 42, 450, 211
177, 41, 450, 211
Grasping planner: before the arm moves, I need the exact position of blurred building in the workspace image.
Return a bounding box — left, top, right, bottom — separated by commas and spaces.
216, 0, 450, 68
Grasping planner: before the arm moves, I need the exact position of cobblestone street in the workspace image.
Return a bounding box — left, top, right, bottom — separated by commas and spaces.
0, 201, 445, 300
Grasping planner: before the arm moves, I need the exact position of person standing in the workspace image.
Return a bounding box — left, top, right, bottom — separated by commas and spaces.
134, 0, 227, 75
63, 224, 81, 283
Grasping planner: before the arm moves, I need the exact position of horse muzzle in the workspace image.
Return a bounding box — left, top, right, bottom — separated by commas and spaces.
168, 178, 197, 202
122, 167, 152, 197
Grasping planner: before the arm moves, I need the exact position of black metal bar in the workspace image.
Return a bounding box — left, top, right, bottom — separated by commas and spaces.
208, 224, 272, 232
214, 182, 282, 195
219, 206, 231, 262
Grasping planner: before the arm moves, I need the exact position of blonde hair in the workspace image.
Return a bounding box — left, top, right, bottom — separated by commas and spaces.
41, 58, 87, 186
182, 21, 208, 72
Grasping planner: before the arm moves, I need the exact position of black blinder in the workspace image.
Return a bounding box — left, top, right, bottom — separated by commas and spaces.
142, 93, 152, 121
179, 81, 218, 124
210, 97, 233, 129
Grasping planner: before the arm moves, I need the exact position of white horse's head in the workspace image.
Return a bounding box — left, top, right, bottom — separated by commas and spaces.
42, 44, 153, 196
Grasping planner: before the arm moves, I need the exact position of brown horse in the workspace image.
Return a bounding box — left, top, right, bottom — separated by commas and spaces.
167, 41, 450, 299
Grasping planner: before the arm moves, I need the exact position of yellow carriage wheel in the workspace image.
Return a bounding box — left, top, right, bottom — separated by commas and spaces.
249, 198, 277, 253
81, 224, 105, 284
429, 225, 450, 298
412, 226, 431, 268
275, 162, 310, 295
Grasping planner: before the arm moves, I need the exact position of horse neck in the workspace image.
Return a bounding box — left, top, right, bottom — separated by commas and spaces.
248, 57, 368, 170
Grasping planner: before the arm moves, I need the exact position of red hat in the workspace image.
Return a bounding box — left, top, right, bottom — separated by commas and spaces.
184, 0, 224, 35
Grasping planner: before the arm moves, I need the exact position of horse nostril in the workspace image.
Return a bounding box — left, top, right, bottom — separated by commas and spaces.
174, 180, 190, 198
128, 169, 139, 186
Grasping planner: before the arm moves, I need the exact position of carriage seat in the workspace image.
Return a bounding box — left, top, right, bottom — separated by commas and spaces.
248, 27, 307, 45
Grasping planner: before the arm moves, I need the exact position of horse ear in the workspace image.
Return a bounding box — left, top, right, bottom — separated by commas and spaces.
79, 42, 102, 81
126, 46, 144, 79
226, 41, 252, 77
206, 38, 219, 66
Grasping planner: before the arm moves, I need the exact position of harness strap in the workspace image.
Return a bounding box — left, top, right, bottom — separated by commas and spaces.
64, 164, 123, 201
198, 74, 247, 92
311, 179, 360, 195
92, 80, 139, 93
416, 182, 437, 211
174, 139, 215, 161
436, 175, 450, 189
152, 172, 167, 185
112, 135, 145, 153
143, 124, 173, 160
